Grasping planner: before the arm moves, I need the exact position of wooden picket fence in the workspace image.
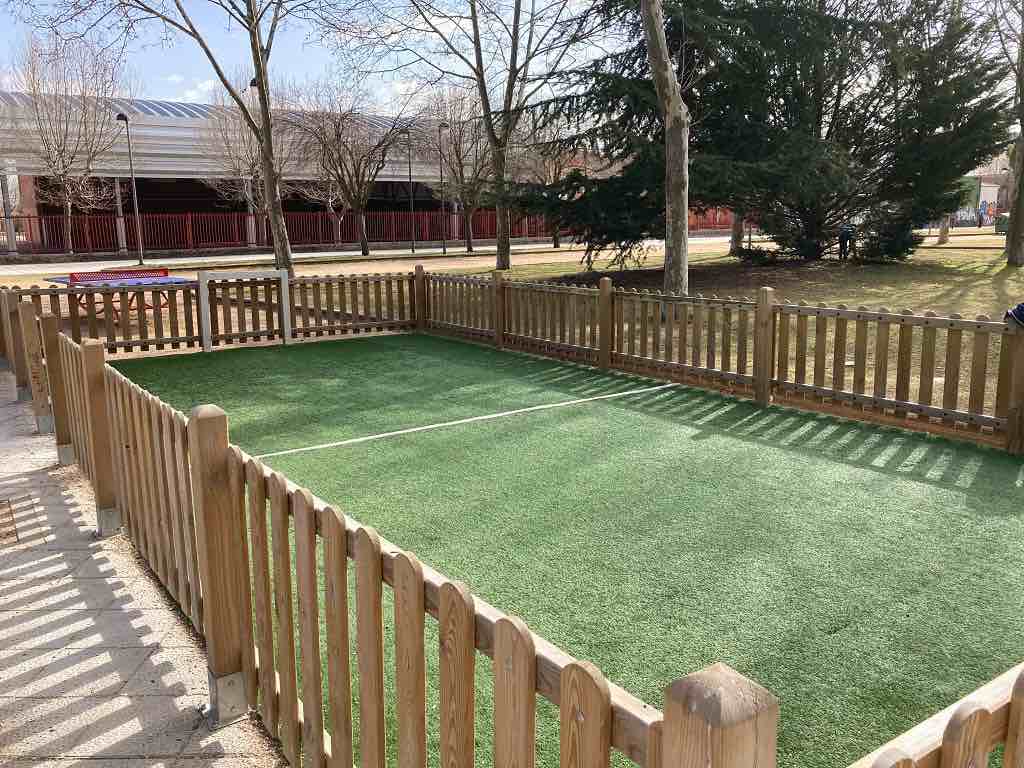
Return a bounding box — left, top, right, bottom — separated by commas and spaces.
423, 274, 1024, 453
3, 276, 1024, 768
0, 271, 418, 356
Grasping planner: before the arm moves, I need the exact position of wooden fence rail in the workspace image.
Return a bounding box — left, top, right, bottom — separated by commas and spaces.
850, 663, 1024, 768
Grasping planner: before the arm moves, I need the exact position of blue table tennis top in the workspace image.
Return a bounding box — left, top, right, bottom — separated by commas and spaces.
47, 276, 194, 287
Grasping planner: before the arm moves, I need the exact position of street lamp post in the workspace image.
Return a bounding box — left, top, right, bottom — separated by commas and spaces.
438, 122, 449, 255
403, 128, 415, 253
115, 113, 144, 265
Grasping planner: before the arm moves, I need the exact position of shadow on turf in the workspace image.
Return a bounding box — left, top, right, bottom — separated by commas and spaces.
583, 382, 1023, 507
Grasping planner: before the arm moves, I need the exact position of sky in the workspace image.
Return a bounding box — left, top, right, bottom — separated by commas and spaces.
0, 5, 360, 104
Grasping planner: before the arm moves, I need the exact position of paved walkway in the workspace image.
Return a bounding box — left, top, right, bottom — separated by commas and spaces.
0, 240, 589, 278
0, 365, 283, 767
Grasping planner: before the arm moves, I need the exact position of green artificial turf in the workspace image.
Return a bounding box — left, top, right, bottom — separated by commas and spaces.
115, 334, 1024, 768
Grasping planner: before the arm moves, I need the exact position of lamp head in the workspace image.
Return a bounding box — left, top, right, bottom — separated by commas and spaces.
116, 113, 128, 123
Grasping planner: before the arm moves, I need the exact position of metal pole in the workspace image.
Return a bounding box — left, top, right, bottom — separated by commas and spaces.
122, 119, 145, 265
407, 130, 416, 253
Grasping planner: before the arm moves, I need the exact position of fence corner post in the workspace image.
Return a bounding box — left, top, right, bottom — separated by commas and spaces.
754, 286, 777, 406
415, 264, 427, 330
598, 277, 613, 369
18, 302, 53, 434
5, 292, 30, 399
664, 662, 779, 768
81, 339, 118, 536
40, 313, 73, 464
278, 269, 293, 345
493, 269, 505, 348
188, 404, 248, 726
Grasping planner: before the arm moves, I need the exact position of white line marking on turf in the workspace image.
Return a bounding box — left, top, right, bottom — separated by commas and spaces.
256, 382, 678, 459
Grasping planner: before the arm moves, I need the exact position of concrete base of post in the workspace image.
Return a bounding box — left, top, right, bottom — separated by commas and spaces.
57, 444, 75, 466
205, 670, 247, 728
36, 414, 54, 434
17, 386, 31, 402
96, 506, 122, 538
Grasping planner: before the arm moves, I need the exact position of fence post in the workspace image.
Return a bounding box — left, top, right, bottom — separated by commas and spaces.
415, 265, 427, 330
81, 340, 119, 536
663, 662, 779, 768
39, 314, 73, 465
754, 287, 777, 406
598, 277, 613, 369
493, 270, 505, 348
18, 303, 53, 434
278, 269, 292, 345
4, 291, 30, 400
1007, 331, 1024, 454
197, 271, 213, 352
188, 404, 249, 726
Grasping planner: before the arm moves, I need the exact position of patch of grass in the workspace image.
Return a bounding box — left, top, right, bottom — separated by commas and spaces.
116, 336, 1024, 768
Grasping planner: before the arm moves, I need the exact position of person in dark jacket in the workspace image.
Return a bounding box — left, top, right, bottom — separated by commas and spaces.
838, 224, 855, 260
1007, 303, 1024, 328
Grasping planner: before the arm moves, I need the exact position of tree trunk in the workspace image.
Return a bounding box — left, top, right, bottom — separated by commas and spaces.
63, 198, 74, 255
493, 150, 511, 269
640, 0, 690, 295
356, 209, 370, 256
730, 212, 745, 255
261, 163, 292, 274
332, 211, 342, 244
464, 210, 474, 252
937, 215, 950, 245
552, 228, 561, 248
1007, 134, 1024, 267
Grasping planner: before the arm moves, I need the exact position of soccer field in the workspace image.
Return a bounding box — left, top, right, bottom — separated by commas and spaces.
115, 333, 1024, 768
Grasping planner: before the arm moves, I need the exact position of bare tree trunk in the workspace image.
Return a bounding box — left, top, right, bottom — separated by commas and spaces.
1007, 134, 1024, 267
640, 0, 690, 295
937, 214, 951, 244
493, 150, 511, 269
730, 212, 744, 255
356, 209, 370, 256
63, 197, 74, 255
332, 211, 342, 244
261, 160, 293, 274
464, 210, 474, 252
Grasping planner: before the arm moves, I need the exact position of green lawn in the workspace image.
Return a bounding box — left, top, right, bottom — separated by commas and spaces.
115, 334, 1024, 768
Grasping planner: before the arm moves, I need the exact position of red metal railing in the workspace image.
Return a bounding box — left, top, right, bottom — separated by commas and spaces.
8, 207, 734, 255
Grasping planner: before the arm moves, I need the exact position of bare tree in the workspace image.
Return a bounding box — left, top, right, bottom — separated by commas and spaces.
993, 0, 1024, 265
639, 0, 690, 293
13, 0, 320, 272
289, 77, 414, 255
292, 178, 346, 242
6, 33, 125, 254
201, 83, 302, 247
429, 88, 492, 252
320, 0, 605, 269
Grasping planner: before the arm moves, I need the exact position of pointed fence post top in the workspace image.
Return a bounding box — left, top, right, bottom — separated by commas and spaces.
664, 662, 779, 768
